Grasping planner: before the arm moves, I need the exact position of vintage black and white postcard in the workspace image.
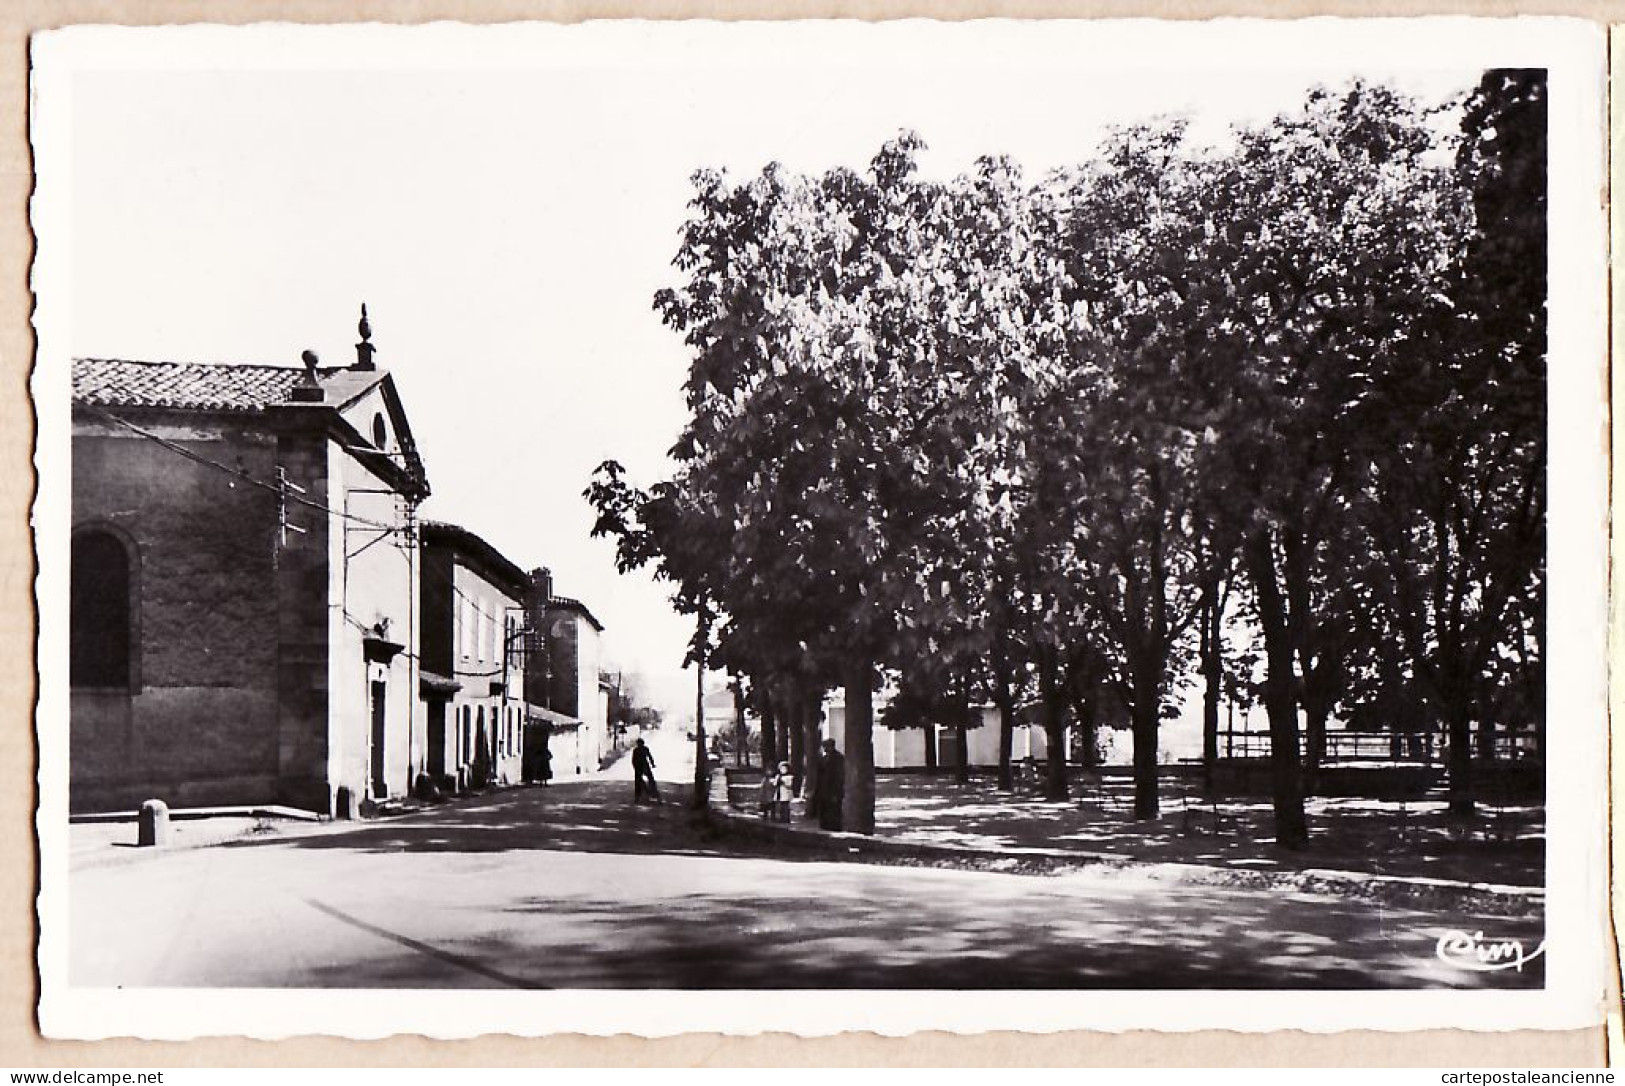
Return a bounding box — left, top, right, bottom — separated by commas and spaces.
28, 17, 1610, 1039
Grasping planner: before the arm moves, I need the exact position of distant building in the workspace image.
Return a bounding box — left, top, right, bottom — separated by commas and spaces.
701, 686, 737, 738
548, 594, 608, 775
69, 310, 430, 814
822, 694, 1055, 769
418, 521, 528, 790
523, 585, 608, 776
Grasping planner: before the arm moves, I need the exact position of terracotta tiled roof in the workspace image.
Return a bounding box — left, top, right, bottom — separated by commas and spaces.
72, 357, 381, 413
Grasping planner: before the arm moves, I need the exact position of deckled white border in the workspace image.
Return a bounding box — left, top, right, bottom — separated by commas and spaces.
30, 16, 1609, 1039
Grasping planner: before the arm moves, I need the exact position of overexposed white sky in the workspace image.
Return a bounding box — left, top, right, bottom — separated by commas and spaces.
56, 21, 1489, 719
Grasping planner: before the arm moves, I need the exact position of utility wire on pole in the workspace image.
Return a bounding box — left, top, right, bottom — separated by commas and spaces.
276, 467, 308, 548
497, 606, 530, 781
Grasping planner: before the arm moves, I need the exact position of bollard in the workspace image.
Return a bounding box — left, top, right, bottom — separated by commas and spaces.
137, 799, 170, 847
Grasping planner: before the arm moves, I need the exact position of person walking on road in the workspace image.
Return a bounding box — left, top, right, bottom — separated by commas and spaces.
814, 740, 844, 830
631, 738, 661, 805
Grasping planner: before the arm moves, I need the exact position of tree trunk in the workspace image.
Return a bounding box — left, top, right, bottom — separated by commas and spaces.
786, 693, 805, 795
1201, 591, 1222, 794
733, 684, 746, 768
1079, 692, 1101, 769
1475, 701, 1497, 765
1037, 647, 1069, 801
1302, 692, 1329, 794
996, 700, 1016, 791
692, 660, 708, 810
1064, 645, 1102, 771
1298, 642, 1336, 791
798, 695, 820, 818
991, 627, 1019, 789
1249, 528, 1308, 849
1130, 666, 1160, 821
922, 722, 938, 773
760, 693, 779, 769
844, 659, 876, 834
954, 660, 972, 784
1446, 700, 1476, 816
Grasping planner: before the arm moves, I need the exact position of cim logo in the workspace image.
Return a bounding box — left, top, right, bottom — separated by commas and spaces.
1435, 929, 1546, 973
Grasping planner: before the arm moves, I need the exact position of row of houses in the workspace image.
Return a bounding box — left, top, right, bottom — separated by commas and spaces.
67, 311, 610, 815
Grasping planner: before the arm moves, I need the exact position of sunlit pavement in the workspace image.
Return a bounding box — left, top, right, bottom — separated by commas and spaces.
870, 775, 1543, 887
69, 748, 1542, 990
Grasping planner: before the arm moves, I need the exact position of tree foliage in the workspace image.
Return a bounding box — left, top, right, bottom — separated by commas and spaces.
587, 73, 1547, 844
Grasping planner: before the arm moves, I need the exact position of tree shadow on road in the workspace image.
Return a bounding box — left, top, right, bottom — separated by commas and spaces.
876, 774, 1543, 887
221, 781, 820, 864
285, 870, 1546, 991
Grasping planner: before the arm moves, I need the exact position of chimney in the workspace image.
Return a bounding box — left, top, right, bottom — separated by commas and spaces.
523, 567, 556, 708
528, 567, 554, 607
354, 302, 377, 370
290, 350, 326, 402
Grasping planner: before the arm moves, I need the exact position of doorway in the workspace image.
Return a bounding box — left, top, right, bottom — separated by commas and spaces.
427, 701, 446, 779
370, 680, 388, 799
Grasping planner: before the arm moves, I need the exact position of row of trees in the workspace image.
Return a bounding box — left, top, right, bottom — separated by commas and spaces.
587, 72, 1546, 848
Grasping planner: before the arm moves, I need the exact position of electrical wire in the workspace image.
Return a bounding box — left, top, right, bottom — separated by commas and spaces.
84, 401, 537, 680
398, 524, 535, 638
78, 403, 402, 532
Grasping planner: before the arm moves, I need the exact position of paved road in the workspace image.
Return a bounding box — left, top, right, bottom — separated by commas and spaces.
70, 761, 1542, 989
593, 724, 699, 789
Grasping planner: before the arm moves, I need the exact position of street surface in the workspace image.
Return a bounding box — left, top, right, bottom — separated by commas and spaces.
70, 730, 1541, 990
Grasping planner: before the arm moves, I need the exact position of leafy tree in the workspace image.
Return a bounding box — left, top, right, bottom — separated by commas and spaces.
644, 137, 991, 832
1194, 83, 1467, 846
1359, 70, 1546, 814
592, 76, 1532, 849
1052, 122, 1213, 820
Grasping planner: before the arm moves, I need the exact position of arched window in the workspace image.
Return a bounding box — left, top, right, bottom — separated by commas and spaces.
71, 529, 136, 689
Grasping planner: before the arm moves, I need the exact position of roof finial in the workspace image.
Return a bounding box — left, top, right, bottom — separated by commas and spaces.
290, 349, 326, 402
354, 302, 377, 370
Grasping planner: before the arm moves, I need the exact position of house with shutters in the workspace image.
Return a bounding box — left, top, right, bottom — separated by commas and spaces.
68, 308, 430, 816
417, 520, 529, 790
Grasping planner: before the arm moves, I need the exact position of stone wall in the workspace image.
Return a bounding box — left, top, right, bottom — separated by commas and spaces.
271, 419, 334, 812
70, 416, 284, 812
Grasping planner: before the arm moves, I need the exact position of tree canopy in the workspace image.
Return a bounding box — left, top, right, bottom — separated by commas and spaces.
588, 73, 1547, 843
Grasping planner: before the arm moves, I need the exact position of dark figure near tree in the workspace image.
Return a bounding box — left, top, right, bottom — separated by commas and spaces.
631, 738, 661, 804
814, 739, 845, 831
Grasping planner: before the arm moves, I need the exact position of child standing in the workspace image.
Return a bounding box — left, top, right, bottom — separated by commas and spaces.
758, 765, 778, 819
774, 761, 795, 822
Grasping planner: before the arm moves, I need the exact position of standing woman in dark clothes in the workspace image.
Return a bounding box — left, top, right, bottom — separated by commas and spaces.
816, 739, 844, 830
